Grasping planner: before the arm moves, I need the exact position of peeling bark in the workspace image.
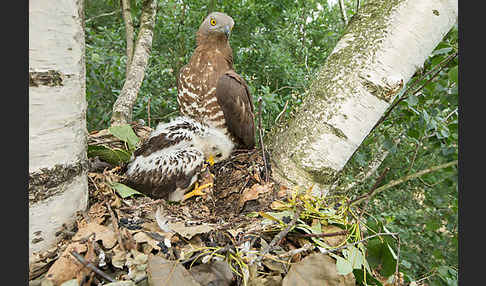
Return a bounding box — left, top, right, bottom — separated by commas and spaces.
266, 0, 458, 196
111, 0, 157, 126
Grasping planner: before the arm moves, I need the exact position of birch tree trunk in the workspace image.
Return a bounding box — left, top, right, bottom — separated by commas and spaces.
111, 0, 157, 126
29, 0, 88, 262
267, 0, 458, 196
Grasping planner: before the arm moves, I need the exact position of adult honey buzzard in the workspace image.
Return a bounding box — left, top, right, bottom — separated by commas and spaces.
125, 116, 234, 201
177, 12, 255, 149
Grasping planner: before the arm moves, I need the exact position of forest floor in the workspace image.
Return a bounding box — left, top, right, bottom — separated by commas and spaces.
28, 126, 405, 286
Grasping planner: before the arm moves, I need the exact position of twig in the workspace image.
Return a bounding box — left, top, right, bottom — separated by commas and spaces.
350, 160, 457, 206
257, 97, 269, 183
408, 52, 457, 92
290, 230, 348, 238
106, 202, 126, 252
273, 86, 303, 93
70, 250, 115, 283
356, 0, 360, 12
134, 275, 148, 284
257, 207, 302, 263
394, 236, 401, 285
408, 136, 424, 174
180, 244, 233, 265
445, 107, 458, 122
86, 11, 119, 23
338, 0, 348, 26
277, 243, 314, 258
274, 100, 289, 124
319, 232, 398, 255
350, 167, 390, 206
121, 0, 135, 75
356, 167, 390, 229
147, 97, 151, 128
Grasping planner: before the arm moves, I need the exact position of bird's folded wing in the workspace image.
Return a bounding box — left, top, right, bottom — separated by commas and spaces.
215, 70, 255, 148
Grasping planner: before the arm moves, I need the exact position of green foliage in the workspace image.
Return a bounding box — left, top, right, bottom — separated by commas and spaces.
108, 182, 144, 198
87, 124, 139, 165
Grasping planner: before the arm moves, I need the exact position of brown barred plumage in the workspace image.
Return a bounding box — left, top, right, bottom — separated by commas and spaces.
177, 12, 255, 149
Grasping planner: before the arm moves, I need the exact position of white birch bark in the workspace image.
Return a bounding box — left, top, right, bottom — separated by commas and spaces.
111, 0, 157, 126
267, 0, 458, 196
29, 0, 88, 263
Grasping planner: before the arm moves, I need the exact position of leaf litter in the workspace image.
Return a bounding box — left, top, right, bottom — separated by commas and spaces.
29, 125, 404, 286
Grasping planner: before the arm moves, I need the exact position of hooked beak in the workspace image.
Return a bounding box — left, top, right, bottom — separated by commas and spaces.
223, 25, 231, 38
207, 155, 215, 166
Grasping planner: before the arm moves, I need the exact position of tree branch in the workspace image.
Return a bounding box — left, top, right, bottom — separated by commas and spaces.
121, 0, 135, 74
70, 251, 115, 283
111, 0, 157, 126
319, 232, 398, 255
338, 0, 348, 26
86, 11, 119, 23
350, 160, 457, 206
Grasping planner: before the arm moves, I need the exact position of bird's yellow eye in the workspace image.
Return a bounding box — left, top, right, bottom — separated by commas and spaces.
210, 18, 217, 26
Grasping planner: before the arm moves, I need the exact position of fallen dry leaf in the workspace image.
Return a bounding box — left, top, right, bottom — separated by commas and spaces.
124, 249, 148, 281
282, 253, 355, 286
262, 258, 287, 274
238, 183, 270, 210
168, 222, 215, 240
248, 275, 283, 286
45, 242, 87, 285
76, 242, 97, 285
73, 222, 117, 249
270, 200, 287, 210
189, 260, 234, 286
147, 254, 200, 286
111, 245, 127, 269
133, 232, 161, 252
277, 185, 289, 198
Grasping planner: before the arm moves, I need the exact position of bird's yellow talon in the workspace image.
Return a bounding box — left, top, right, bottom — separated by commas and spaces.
183, 182, 214, 201
207, 155, 215, 166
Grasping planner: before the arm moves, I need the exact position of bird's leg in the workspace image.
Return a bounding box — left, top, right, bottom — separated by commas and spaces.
182, 182, 214, 201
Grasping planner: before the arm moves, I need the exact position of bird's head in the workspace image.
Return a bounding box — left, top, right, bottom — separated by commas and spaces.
198, 12, 234, 39
194, 127, 234, 165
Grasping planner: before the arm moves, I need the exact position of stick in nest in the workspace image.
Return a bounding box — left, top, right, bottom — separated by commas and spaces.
105, 202, 126, 252
70, 250, 115, 283
257, 97, 269, 183
256, 207, 302, 263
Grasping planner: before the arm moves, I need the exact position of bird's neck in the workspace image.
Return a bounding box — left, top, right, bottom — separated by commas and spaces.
193, 40, 233, 68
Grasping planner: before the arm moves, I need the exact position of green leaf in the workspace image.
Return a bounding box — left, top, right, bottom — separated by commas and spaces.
406, 94, 419, 106
108, 124, 140, 151
335, 256, 353, 275
401, 260, 411, 269
381, 243, 398, 277
448, 66, 458, 84
87, 145, 132, 165
109, 182, 144, 198
353, 269, 383, 286
432, 47, 452, 56
345, 246, 364, 270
